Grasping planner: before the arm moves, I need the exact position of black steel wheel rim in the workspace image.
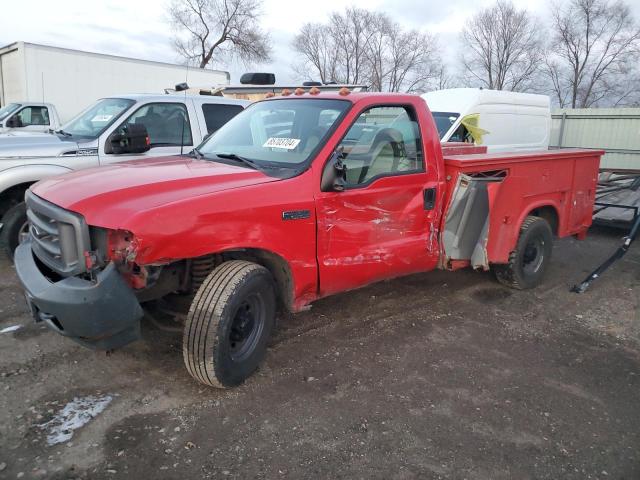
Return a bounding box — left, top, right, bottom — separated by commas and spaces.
522, 236, 545, 275
228, 294, 264, 362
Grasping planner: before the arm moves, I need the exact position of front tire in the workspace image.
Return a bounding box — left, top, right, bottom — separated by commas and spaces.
183, 261, 276, 388
493, 216, 553, 289
0, 202, 28, 260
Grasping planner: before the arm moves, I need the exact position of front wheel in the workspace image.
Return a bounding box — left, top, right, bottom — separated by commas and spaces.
492, 216, 553, 289
183, 261, 276, 388
0, 202, 28, 260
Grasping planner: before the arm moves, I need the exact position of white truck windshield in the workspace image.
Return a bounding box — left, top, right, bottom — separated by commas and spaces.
431, 112, 460, 140
0, 103, 22, 122
61, 98, 135, 139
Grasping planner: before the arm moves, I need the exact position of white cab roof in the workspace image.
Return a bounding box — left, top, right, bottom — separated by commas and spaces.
105, 93, 250, 107
422, 88, 550, 114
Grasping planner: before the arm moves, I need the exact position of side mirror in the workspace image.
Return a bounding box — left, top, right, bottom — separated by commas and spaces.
109, 123, 151, 154
321, 147, 348, 192
6, 116, 22, 128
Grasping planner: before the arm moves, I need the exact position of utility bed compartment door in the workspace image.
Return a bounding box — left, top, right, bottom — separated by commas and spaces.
568, 156, 599, 231
442, 173, 505, 269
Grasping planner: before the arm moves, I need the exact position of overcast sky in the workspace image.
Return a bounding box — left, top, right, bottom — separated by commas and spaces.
1, 0, 637, 86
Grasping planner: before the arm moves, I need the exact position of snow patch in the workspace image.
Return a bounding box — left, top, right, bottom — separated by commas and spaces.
0, 325, 22, 333
39, 395, 113, 445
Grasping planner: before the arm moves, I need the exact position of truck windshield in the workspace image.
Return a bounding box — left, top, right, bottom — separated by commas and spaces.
0, 103, 22, 121
431, 112, 460, 139
60, 98, 135, 139
199, 98, 350, 170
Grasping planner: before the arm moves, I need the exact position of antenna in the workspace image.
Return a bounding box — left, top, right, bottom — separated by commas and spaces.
41, 72, 45, 104
180, 66, 188, 156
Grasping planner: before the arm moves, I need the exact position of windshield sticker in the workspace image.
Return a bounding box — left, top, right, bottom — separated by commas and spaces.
263, 137, 301, 150
91, 114, 113, 122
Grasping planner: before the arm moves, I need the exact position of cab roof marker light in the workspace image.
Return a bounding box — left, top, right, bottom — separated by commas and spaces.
339, 87, 351, 96
294, 88, 305, 96
309, 87, 321, 95
281, 89, 292, 96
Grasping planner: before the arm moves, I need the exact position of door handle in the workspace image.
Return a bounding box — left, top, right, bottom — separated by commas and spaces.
423, 188, 436, 210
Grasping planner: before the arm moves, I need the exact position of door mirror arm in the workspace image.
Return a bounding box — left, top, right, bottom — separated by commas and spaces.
321, 147, 348, 192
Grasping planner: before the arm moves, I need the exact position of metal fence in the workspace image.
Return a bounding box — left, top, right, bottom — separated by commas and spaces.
550, 108, 640, 171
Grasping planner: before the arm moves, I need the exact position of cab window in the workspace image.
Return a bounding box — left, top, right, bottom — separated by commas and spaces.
337, 106, 424, 186
120, 103, 192, 146
202, 103, 244, 134
16, 106, 50, 126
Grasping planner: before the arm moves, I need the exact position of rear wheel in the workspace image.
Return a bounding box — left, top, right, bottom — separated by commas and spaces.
183, 261, 276, 388
0, 202, 28, 260
493, 216, 553, 289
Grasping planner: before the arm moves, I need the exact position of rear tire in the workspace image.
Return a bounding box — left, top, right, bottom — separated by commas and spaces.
493, 216, 553, 290
183, 261, 276, 388
0, 202, 28, 260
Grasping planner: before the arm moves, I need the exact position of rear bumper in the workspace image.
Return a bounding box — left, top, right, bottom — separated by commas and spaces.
14, 241, 143, 349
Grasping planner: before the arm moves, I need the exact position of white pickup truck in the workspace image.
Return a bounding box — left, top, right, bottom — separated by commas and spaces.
0, 94, 249, 257
0, 102, 62, 133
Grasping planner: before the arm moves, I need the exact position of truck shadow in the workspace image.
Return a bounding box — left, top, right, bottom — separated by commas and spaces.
110, 224, 633, 389
124, 267, 495, 381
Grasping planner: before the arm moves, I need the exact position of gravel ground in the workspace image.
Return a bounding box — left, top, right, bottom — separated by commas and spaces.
0, 226, 638, 480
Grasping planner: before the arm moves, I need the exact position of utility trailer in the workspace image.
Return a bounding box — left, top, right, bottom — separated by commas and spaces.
571, 167, 640, 292
594, 169, 640, 228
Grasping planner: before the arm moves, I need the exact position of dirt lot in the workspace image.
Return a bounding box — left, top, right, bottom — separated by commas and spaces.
0, 226, 639, 480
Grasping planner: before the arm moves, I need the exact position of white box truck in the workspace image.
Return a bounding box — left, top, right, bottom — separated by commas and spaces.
0, 42, 230, 124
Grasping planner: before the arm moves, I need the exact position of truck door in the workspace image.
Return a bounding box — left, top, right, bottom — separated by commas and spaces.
100, 102, 194, 164
315, 104, 441, 296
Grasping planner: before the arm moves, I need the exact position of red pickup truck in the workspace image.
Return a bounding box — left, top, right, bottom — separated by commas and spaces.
14, 90, 602, 388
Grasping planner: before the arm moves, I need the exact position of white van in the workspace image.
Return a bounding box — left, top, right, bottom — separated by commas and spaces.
422, 88, 551, 152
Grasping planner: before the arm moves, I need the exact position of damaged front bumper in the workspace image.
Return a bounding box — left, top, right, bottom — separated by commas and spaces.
14, 241, 143, 349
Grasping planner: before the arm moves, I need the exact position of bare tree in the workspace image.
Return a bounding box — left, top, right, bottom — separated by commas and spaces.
362, 13, 390, 91
291, 8, 441, 92
460, 0, 544, 91
383, 26, 440, 92
546, 0, 640, 107
292, 23, 338, 84
432, 65, 455, 91
329, 8, 379, 85
168, 0, 271, 68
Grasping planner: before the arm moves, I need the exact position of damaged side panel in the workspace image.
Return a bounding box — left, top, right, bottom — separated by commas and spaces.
315, 173, 442, 297
442, 172, 505, 270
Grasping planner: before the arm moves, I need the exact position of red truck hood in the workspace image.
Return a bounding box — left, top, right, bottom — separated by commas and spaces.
32, 156, 279, 226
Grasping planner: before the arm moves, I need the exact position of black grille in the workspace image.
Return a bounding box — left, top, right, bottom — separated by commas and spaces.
25, 191, 90, 277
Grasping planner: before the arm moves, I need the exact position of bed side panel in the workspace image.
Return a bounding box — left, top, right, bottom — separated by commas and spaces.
443, 150, 602, 264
